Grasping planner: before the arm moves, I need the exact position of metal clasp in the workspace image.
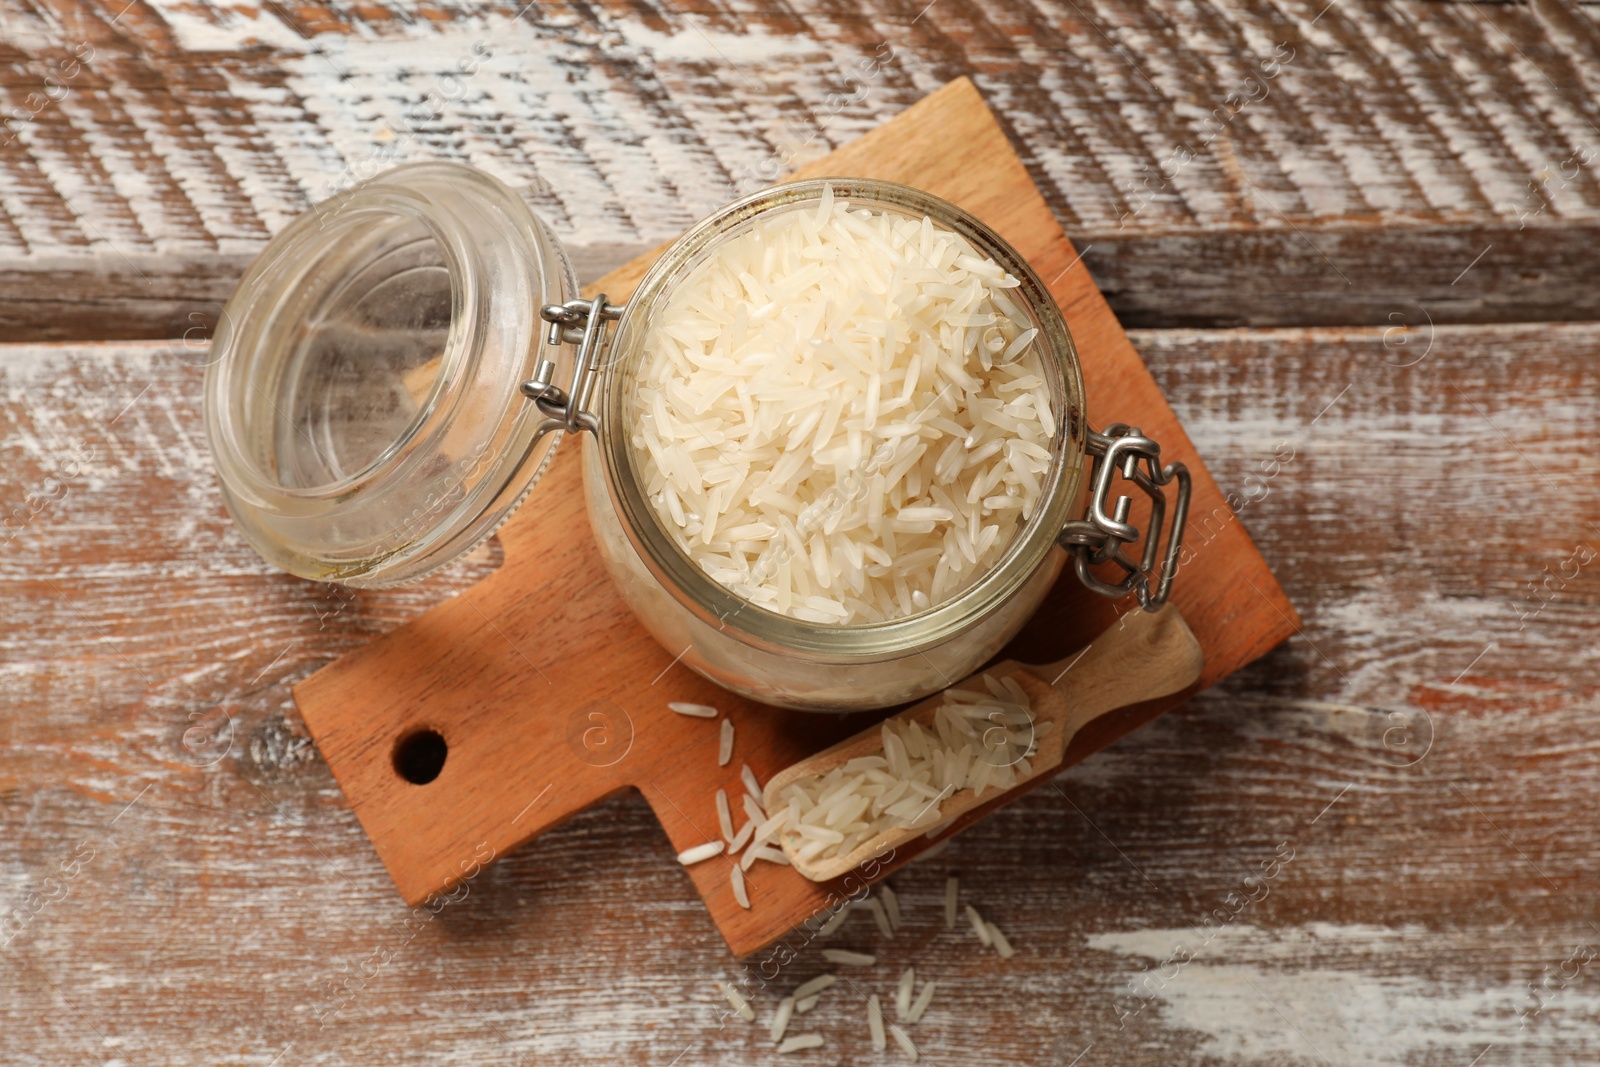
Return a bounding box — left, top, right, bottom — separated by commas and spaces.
520, 295, 624, 433
1059, 424, 1191, 610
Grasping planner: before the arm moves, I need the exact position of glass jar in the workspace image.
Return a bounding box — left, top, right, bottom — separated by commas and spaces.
205, 163, 1189, 711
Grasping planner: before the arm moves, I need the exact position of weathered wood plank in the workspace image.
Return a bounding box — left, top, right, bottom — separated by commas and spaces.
3, 323, 1597, 1063
4, 0, 1600, 337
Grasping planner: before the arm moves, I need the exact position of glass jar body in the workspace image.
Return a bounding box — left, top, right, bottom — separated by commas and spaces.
584, 435, 1076, 710
581, 179, 1088, 711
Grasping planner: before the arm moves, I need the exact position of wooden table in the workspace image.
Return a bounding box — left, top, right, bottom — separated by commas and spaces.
3, 2, 1597, 1064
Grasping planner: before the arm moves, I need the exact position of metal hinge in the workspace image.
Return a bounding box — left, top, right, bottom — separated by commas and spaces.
1058, 424, 1191, 610
519, 295, 624, 433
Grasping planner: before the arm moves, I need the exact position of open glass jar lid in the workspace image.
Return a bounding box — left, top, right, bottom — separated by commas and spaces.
205, 163, 1190, 711
204, 163, 576, 584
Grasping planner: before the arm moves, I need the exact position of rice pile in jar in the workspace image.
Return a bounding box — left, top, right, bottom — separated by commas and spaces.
629, 186, 1055, 625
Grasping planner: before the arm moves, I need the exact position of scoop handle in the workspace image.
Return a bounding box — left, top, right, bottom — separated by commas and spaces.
1032, 604, 1205, 738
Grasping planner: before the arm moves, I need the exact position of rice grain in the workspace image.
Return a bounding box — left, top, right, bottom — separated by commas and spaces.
770, 996, 796, 1043
907, 980, 937, 1024
889, 1024, 919, 1062
793, 974, 835, 1000
866, 897, 894, 939
716, 982, 755, 1022
677, 841, 724, 865
777, 1034, 824, 1054
988, 922, 1016, 959
895, 967, 915, 1019
966, 905, 991, 946
715, 789, 734, 843
880, 884, 902, 930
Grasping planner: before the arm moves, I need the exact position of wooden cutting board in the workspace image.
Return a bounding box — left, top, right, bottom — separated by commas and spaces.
293, 77, 1299, 957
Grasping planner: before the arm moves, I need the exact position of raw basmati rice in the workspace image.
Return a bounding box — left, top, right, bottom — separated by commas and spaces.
770, 996, 796, 1043
944, 877, 958, 930
966, 905, 991, 946
866, 897, 894, 939
895, 967, 915, 1019
890, 1023, 919, 1062
821, 949, 875, 967
628, 188, 1054, 625
730, 863, 750, 909
716, 789, 734, 842
794, 974, 835, 1000
988, 922, 1016, 959
774, 675, 1039, 864
729, 817, 755, 853
907, 980, 936, 1024
818, 904, 851, 936
670, 701, 719, 718
867, 994, 886, 1051
719, 718, 735, 767
880, 884, 902, 930
677, 841, 724, 865
717, 981, 755, 1022
795, 994, 820, 1014
778, 1034, 824, 1054
741, 764, 763, 803
748, 845, 789, 866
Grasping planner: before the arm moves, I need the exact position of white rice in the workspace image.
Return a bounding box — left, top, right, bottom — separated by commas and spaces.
794, 974, 835, 1000
867, 994, 886, 1051
907, 980, 937, 1024
818, 904, 851, 936
966, 905, 991, 946
777, 1034, 824, 1054
880, 884, 902, 930
741, 764, 763, 803
628, 188, 1054, 625
774, 675, 1037, 863
669, 701, 719, 718
794, 994, 820, 1014
988, 922, 1016, 959
821, 949, 875, 967
677, 841, 724, 865
866, 897, 894, 939
729, 817, 755, 853
716, 789, 734, 843
719, 718, 735, 767
770, 996, 796, 1043
895, 967, 915, 1019
944, 876, 958, 930
748, 845, 790, 866
717, 981, 755, 1022
889, 1023, 919, 1061
730, 863, 750, 909
742, 793, 766, 827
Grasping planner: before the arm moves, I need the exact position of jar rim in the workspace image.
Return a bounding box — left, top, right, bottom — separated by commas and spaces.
594, 178, 1088, 660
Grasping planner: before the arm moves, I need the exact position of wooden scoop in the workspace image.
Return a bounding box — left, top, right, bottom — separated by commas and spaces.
762, 605, 1205, 882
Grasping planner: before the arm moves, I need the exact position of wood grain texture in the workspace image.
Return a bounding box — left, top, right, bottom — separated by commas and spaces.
290, 78, 1296, 957
4, 0, 1599, 1061
3, 322, 1596, 1065
5, 0, 1600, 336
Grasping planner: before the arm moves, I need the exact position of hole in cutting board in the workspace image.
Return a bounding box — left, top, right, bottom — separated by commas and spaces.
392, 728, 448, 784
